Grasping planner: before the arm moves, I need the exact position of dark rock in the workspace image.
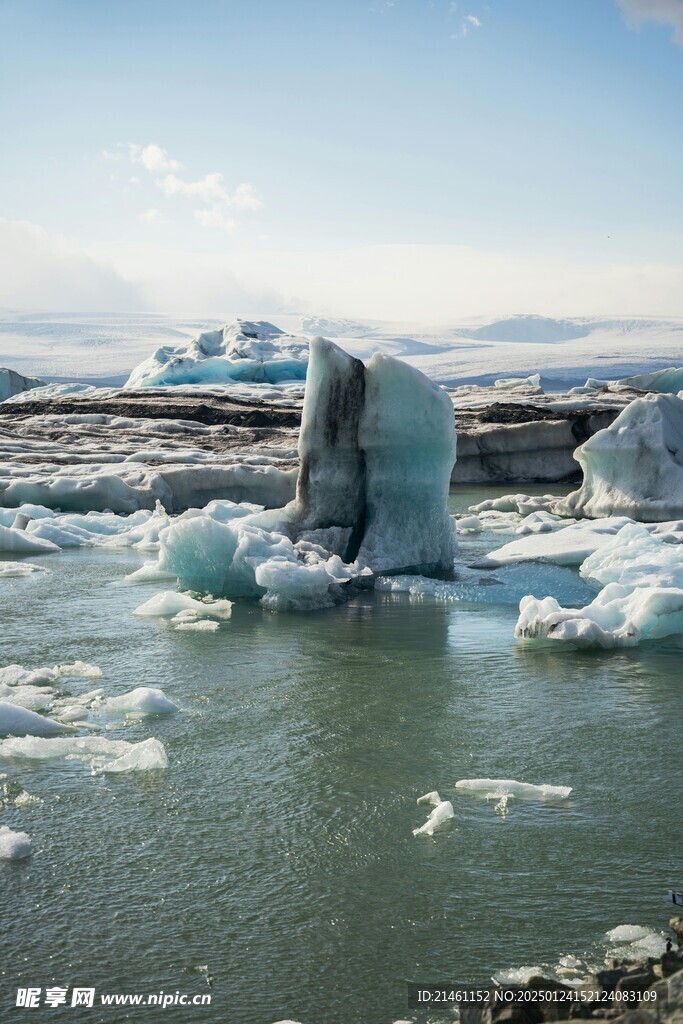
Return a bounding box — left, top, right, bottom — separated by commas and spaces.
662, 952, 683, 979
524, 977, 577, 1021
670, 918, 683, 950
615, 971, 657, 997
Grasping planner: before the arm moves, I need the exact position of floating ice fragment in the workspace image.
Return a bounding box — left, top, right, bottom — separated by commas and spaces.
417, 790, 442, 806
0, 524, 59, 555
0, 825, 32, 859
0, 701, 76, 738
174, 619, 219, 632
455, 779, 572, 800
99, 737, 168, 773
456, 515, 482, 532
134, 591, 233, 620
0, 734, 168, 773
0, 561, 49, 578
412, 800, 454, 836
52, 661, 102, 680
14, 790, 43, 808
106, 687, 178, 715
606, 924, 655, 942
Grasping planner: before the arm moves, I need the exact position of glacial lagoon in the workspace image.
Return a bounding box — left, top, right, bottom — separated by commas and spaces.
1, 485, 681, 1023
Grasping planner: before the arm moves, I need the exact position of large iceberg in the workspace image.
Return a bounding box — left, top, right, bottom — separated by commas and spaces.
151, 339, 457, 610
558, 394, 683, 521
125, 320, 309, 389
0, 367, 45, 403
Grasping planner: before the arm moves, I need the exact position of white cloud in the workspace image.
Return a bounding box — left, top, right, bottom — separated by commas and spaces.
111, 144, 264, 231
617, 0, 683, 44
129, 143, 182, 175
194, 207, 236, 233
140, 208, 162, 225
0, 218, 142, 312
453, 12, 482, 38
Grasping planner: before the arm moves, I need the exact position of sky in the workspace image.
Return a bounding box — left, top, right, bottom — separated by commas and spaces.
1, 0, 683, 322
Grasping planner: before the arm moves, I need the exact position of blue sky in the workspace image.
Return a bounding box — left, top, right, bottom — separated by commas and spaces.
1, 0, 683, 319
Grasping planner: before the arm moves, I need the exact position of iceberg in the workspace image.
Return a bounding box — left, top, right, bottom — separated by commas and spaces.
559, 394, 683, 521
0, 825, 32, 859
151, 339, 457, 610
125, 320, 309, 389
0, 367, 44, 403
515, 522, 683, 648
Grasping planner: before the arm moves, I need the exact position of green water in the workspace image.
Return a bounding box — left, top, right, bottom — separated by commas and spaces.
1, 486, 681, 1024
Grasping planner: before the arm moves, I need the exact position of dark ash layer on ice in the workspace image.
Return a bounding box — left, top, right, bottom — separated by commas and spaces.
0, 378, 637, 515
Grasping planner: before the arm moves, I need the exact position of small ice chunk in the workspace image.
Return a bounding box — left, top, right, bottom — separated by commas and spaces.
412, 799, 454, 836
125, 561, 178, 584
0, 701, 76, 738
106, 687, 178, 715
134, 591, 233, 620
0, 734, 167, 773
174, 619, 219, 632
456, 515, 482, 532
100, 737, 169, 773
0, 825, 32, 859
52, 661, 102, 680
606, 924, 653, 942
0, 561, 49, 578
14, 789, 43, 808
456, 778, 572, 799
417, 790, 442, 806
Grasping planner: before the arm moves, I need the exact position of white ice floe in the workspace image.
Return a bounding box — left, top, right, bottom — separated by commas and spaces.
0, 702, 76, 738
476, 517, 636, 567
469, 494, 558, 515
106, 687, 178, 715
0, 561, 49, 578
455, 514, 482, 532
455, 779, 572, 799
515, 522, 683, 647
493, 373, 542, 390
0, 825, 32, 859
376, 563, 596, 609
605, 925, 668, 961
558, 393, 683, 521
0, 734, 168, 773
133, 591, 233, 620
412, 799, 454, 836
174, 618, 219, 632
125, 320, 309, 389
417, 791, 442, 806
0, 523, 60, 555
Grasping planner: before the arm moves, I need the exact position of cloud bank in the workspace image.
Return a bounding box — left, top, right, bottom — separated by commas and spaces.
617, 0, 683, 44
3, 218, 683, 322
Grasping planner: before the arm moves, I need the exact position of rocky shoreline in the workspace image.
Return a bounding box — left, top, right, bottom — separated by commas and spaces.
457, 917, 683, 1024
